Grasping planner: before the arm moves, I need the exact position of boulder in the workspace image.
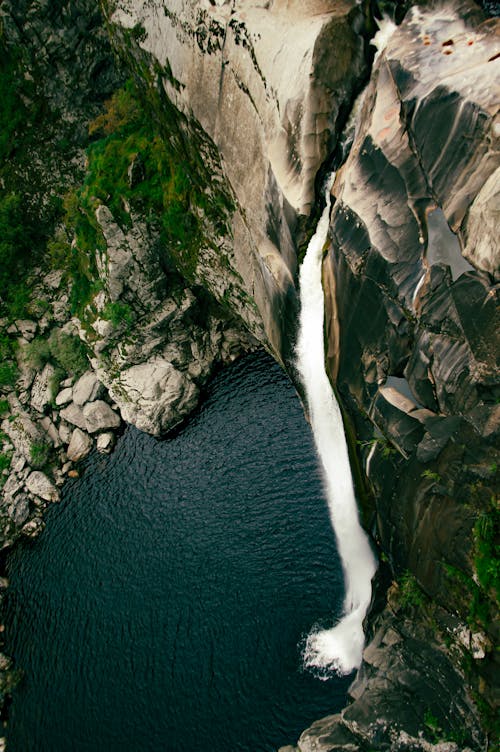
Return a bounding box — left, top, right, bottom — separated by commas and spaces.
107, 359, 198, 436
6, 494, 30, 526
30, 363, 56, 413
1, 475, 22, 503
82, 400, 121, 433
58, 421, 73, 445
25, 471, 59, 502
1, 409, 47, 466
59, 403, 87, 431
96, 432, 115, 453
20, 517, 45, 538
72, 371, 104, 406
66, 428, 92, 462
13, 320, 37, 340
55, 387, 73, 406
39, 416, 62, 448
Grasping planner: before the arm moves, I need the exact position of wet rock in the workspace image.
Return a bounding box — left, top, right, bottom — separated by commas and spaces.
284, 609, 484, 751
82, 400, 121, 433
72, 371, 104, 406
66, 428, 92, 462
20, 517, 45, 538
25, 471, 60, 502
59, 403, 87, 431
96, 432, 115, 453
7, 494, 30, 526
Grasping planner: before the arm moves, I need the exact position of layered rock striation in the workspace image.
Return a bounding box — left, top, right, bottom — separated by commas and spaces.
0, 0, 498, 749
101, 0, 370, 365
295, 3, 499, 747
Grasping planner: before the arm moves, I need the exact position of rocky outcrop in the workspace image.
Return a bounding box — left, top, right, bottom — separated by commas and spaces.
0, 0, 498, 749
301, 2, 500, 746
102, 0, 371, 364
280, 579, 493, 750
82, 206, 256, 435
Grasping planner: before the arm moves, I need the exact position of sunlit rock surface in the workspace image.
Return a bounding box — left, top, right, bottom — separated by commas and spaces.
103, 0, 369, 363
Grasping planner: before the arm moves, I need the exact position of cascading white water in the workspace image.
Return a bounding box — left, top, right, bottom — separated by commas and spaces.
296, 175, 377, 677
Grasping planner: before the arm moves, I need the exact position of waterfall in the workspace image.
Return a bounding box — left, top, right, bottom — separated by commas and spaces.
296, 176, 377, 677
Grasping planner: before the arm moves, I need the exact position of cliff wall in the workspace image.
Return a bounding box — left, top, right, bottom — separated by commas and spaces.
289, 3, 499, 748
0, 0, 498, 749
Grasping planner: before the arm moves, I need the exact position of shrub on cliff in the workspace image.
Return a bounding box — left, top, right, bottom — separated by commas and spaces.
24, 330, 88, 380
57, 78, 234, 318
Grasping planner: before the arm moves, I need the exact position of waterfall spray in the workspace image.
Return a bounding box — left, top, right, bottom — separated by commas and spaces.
296, 175, 377, 677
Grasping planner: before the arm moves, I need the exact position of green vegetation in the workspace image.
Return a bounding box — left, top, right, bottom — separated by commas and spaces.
357, 434, 397, 460
57, 78, 234, 318
24, 330, 88, 379
421, 469, 441, 483
398, 570, 427, 609
0, 453, 11, 474
0, 363, 17, 390
0, 43, 61, 320
0, 332, 17, 390
422, 710, 467, 745
29, 442, 50, 468
101, 301, 136, 328
472, 502, 499, 613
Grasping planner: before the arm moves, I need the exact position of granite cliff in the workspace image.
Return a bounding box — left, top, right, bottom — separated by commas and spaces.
0, 0, 498, 749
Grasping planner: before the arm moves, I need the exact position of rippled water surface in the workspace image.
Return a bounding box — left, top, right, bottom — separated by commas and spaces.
5, 351, 349, 752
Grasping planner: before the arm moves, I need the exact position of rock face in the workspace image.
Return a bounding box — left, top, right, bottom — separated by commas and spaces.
84, 206, 256, 435
102, 0, 370, 364
0, 0, 498, 749
300, 2, 499, 746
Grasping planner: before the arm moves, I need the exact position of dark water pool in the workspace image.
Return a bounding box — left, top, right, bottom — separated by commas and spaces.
4, 351, 349, 752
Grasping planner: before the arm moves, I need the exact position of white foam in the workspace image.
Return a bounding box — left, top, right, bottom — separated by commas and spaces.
296, 176, 377, 677
372, 17, 397, 61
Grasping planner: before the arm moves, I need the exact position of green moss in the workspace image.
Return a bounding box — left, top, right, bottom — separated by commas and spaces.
58, 78, 235, 316
0, 453, 11, 474
24, 330, 88, 379
399, 570, 427, 609
421, 469, 441, 483
101, 301, 136, 328
472, 503, 499, 612
0, 363, 17, 389
29, 442, 50, 467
